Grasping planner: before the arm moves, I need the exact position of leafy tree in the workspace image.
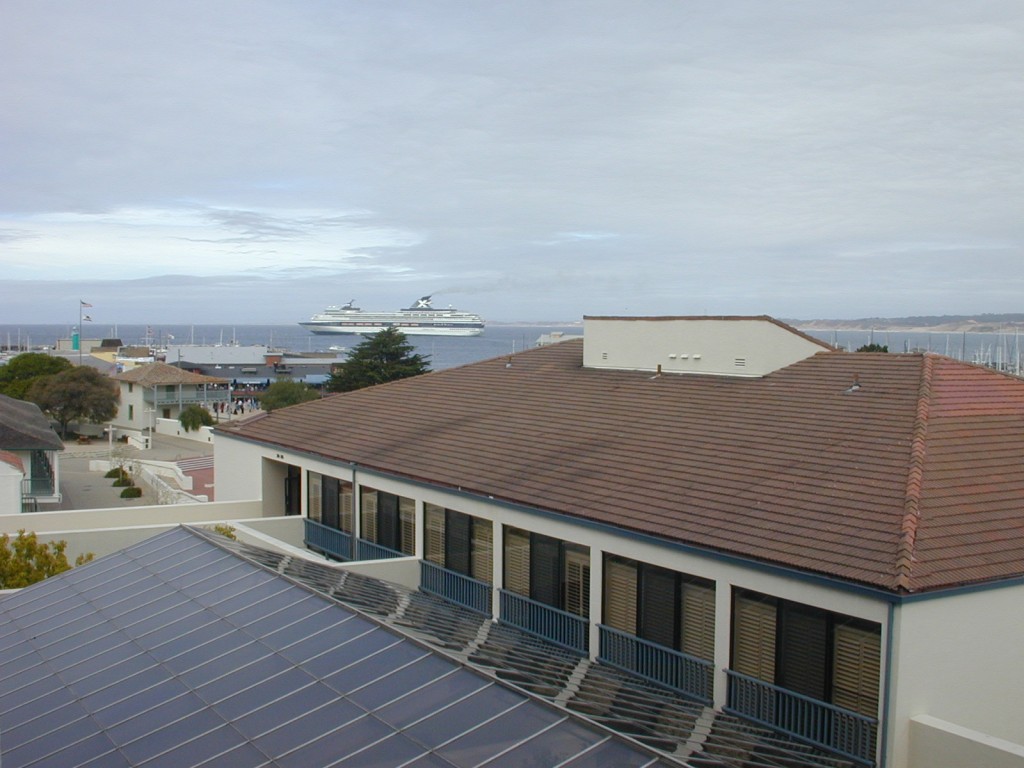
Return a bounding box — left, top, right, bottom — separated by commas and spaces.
0, 530, 94, 588
855, 343, 889, 353
179, 403, 215, 431
0, 352, 72, 399
259, 380, 320, 411
27, 365, 119, 438
325, 328, 430, 393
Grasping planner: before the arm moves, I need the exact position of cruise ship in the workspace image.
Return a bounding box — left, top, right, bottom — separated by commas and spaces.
299, 296, 485, 336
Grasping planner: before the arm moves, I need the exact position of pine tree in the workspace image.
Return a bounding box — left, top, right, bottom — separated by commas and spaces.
325, 328, 430, 393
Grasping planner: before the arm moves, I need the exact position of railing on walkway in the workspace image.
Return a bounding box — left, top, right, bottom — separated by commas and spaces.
303, 518, 353, 561
598, 625, 713, 704
725, 670, 877, 765
355, 538, 406, 561
21, 475, 55, 498
420, 561, 493, 615
498, 589, 588, 654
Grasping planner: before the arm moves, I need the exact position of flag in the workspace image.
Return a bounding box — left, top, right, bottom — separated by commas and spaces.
82, 315, 93, 322
80, 300, 93, 308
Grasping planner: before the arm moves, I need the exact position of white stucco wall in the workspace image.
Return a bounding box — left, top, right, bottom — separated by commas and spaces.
582, 316, 830, 376
0, 462, 22, 515
214, 433, 269, 501
886, 586, 1024, 768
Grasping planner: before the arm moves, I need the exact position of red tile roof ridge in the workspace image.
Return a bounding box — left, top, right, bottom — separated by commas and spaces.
895, 354, 934, 591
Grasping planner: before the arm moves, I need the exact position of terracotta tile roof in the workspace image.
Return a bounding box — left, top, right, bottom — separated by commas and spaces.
112, 361, 228, 386
220, 341, 1024, 594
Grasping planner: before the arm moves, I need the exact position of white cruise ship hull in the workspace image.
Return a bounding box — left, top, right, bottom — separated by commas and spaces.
299, 296, 485, 337
301, 322, 482, 336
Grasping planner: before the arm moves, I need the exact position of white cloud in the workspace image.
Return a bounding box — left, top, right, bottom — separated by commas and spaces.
1, 1, 1022, 322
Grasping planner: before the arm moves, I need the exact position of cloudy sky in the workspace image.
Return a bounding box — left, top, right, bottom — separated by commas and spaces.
2, 1, 1022, 324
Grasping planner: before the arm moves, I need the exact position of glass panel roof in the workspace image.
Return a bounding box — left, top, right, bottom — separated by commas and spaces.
0, 527, 684, 767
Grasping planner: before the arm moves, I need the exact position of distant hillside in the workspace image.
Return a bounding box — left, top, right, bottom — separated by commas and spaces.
793, 314, 1024, 333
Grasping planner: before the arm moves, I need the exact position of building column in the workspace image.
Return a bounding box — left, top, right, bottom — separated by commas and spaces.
713, 579, 732, 709
588, 548, 603, 661
491, 522, 504, 619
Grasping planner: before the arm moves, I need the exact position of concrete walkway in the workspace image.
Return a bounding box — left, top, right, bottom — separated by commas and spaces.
54, 434, 215, 511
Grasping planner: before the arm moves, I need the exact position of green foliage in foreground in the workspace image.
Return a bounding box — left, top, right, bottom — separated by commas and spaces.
0, 531, 94, 589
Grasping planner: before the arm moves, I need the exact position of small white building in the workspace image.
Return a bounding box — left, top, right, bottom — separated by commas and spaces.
0, 394, 63, 512
111, 361, 230, 432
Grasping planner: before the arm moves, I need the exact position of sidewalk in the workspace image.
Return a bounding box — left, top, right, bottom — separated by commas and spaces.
54, 434, 215, 511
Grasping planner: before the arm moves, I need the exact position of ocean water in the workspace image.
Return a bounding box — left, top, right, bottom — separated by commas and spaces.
0, 323, 584, 371
1, 322, 1020, 371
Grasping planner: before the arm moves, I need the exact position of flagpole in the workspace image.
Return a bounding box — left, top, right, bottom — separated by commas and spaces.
78, 301, 83, 365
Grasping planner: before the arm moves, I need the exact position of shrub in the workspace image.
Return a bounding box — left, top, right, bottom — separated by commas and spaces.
119, 486, 142, 498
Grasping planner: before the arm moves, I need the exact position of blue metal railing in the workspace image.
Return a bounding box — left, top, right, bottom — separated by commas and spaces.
355, 538, 406, 561
303, 518, 353, 561
598, 625, 713, 704
420, 561, 493, 615
498, 589, 588, 654
725, 670, 877, 765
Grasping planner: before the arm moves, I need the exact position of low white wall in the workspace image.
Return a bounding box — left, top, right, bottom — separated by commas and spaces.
0, 499, 265, 535
334, 557, 422, 590
155, 418, 216, 444
909, 715, 1024, 768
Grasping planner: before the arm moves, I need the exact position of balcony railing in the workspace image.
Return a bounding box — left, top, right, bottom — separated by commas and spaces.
726, 670, 877, 765
598, 625, 713, 704
355, 538, 407, 561
21, 475, 55, 498
498, 589, 588, 654
420, 561, 492, 615
143, 391, 230, 406
303, 518, 353, 561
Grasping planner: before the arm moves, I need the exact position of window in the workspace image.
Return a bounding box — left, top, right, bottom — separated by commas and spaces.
602, 555, 715, 660
128, 404, 134, 421
424, 504, 493, 583
503, 527, 590, 617
360, 487, 415, 555
308, 472, 353, 532
731, 588, 881, 717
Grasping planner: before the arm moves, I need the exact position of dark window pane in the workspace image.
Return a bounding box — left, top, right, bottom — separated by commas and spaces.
530, 534, 561, 607
446, 510, 471, 576
779, 603, 828, 700
639, 565, 677, 648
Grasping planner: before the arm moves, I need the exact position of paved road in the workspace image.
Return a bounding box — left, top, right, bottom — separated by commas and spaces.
53, 434, 215, 511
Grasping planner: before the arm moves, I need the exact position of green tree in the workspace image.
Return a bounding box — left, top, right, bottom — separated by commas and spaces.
855, 343, 889, 353
27, 365, 119, 438
259, 380, 320, 411
0, 530, 94, 588
179, 403, 215, 431
0, 352, 72, 399
325, 328, 430, 393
